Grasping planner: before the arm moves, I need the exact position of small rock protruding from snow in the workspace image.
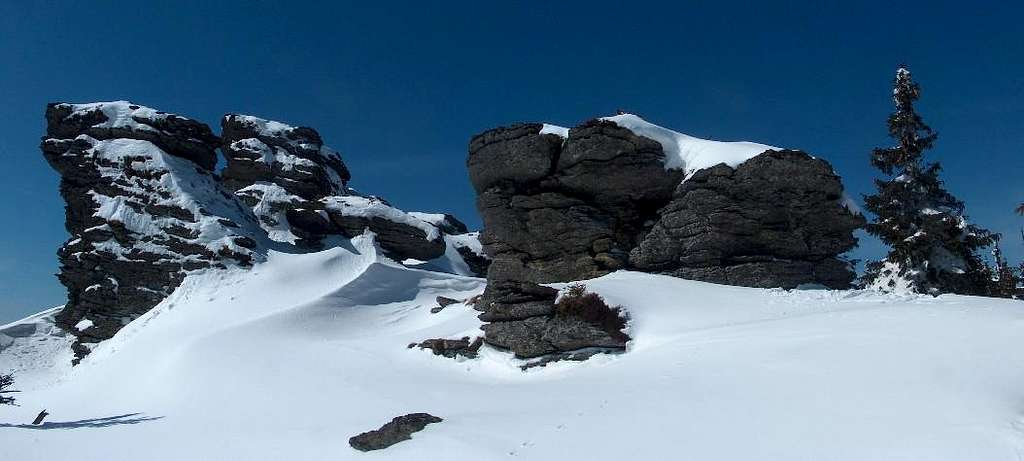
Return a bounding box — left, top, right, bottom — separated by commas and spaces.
348, 413, 443, 452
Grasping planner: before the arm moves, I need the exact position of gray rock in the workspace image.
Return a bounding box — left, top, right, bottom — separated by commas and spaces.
468, 116, 864, 359
324, 210, 446, 261
42, 102, 262, 364
454, 244, 490, 277
220, 114, 350, 200
630, 150, 865, 288
408, 336, 483, 359
349, 413, 443, 452
45, 102, 220, 170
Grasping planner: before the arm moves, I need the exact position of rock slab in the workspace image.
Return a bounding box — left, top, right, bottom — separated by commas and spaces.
348, 413, 443, 452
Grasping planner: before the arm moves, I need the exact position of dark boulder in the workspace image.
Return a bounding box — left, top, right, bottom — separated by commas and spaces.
408, 336, 483, 359
630, 150, 866, 288
349, 413, 443, 452
430, 296, 461, 313
467, 115, 864, 359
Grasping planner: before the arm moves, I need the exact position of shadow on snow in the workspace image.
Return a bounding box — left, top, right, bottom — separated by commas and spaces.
0, 413, 163, 430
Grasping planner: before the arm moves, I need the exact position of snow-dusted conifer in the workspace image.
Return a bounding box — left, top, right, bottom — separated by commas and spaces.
862, 66, 997, 295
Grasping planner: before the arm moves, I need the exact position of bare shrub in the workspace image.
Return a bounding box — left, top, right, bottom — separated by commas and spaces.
555, 283, 628, 342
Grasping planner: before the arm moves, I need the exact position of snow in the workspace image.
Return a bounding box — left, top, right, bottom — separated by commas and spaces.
407, 212, 448, 226
236, 182, 303, 244
231, 114, 342, 163
407, 232, 485, 276
539, 123, 569, 138
73, 319, 94, 331
56, 101, 166, 133
323, 196, 442, 241
230, 138, 275, 164
232, 115, 298, 138
4, 237, 1024, 459
63, 135, 263, 263
600, 114, 780, 179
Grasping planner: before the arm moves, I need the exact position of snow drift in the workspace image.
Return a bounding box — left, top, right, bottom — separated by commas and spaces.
3, 233, 1024, 460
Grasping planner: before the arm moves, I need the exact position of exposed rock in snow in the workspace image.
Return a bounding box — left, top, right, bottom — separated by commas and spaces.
45, 101, 220, 170
348, 413, 444, 452
408, 336, 482, 359
220, 114, 350, 200
630, 150, 866, 289
468, 114, 863, 357
41, 101, 263, 363
220, 114, 352, 243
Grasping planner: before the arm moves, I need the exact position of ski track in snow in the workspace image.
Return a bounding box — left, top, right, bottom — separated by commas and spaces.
3, 239, 1024, 460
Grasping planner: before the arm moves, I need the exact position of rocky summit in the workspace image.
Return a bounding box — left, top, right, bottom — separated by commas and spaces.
468, 114, 864, 358
40, 101, 487, 364
41, 101, 263, 363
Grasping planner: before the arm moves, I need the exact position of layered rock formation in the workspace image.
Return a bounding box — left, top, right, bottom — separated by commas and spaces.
41, 101, 263, 363
630, 150, 865, 287
468, 114, 864, 358
220, 114, 350, 244
219, 113, 483, 265
42, 102, 486, 364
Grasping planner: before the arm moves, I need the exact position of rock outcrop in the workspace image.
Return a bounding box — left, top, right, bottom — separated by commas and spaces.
348, 413, 443, 452
630, 150, 865, 288
220, 114, 351, 243
41, 102, 488, 364
41, 101, 262, 363
219, 114, 483, 267
468, 114, 864, 358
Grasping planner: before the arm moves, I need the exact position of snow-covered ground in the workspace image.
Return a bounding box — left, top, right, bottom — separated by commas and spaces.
3, 236, 1024, 460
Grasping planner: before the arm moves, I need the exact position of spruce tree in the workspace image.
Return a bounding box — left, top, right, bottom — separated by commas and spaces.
862, 66, 998, 295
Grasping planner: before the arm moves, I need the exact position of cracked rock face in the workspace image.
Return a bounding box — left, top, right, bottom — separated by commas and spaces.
630, 150, 866, 288
468, 120, 679, 357
467, 117, 863, 358
42, 101, 263, 363
220, 114, 472, 265
221, 114, 350, 200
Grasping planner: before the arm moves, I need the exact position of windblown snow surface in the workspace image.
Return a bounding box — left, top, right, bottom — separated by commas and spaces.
3, 235, 1024, 460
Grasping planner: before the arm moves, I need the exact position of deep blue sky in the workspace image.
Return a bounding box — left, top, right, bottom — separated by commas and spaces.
1, 1, 1021, 322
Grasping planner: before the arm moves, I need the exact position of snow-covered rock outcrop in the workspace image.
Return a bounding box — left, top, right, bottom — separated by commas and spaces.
219, 113, 487, 268
40, 102, 487, 363
467, 114, 863, 357
41, 101, 264, 363
220, 114, 351, 244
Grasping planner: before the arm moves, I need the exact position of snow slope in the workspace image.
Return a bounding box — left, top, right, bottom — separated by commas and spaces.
3, 238, 1024, 460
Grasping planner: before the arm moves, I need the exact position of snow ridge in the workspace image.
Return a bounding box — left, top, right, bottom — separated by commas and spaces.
600, 113, 780, 179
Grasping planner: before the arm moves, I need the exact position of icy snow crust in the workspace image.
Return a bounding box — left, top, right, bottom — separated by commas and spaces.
600, 114, 780, 179
4, 236, 1024, 459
